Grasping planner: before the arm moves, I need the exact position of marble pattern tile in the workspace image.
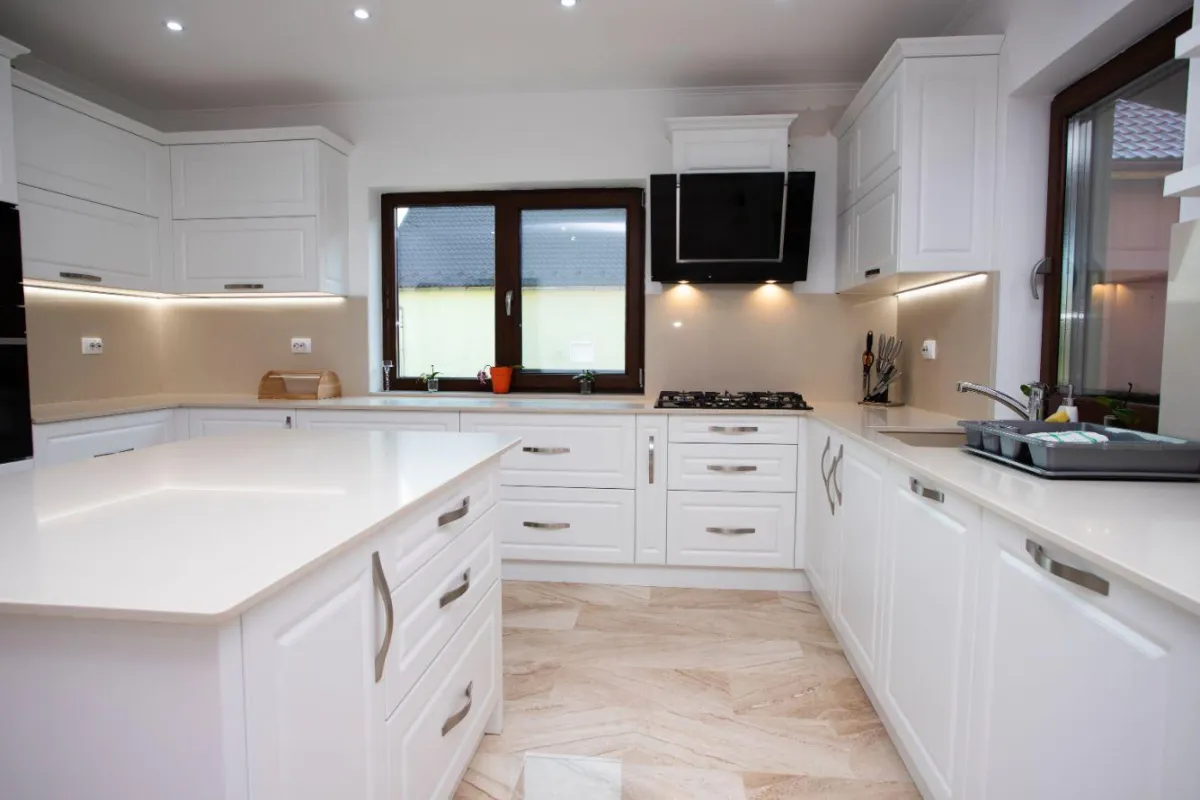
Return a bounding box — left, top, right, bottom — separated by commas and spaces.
454, 582, 917, 800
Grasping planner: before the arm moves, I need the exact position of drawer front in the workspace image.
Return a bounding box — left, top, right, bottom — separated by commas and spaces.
460, 413, 635, 489
668, 415, 799, 445
667, 491, 796, 569
295, 410, 460, 432
171, 140, 318, 219
187, 408, 295, 437
33, 410, 174, 467
387, 582, 501, 800
386, 506, 499, 715
499, 486, 635, 564
668, 443, 797, 493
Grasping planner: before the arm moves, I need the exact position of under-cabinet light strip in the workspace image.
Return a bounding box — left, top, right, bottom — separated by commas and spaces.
22, 281, 345, 303
894, 273, 988, 300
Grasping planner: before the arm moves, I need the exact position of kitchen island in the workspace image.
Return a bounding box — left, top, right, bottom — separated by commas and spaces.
0, 429, 519, 800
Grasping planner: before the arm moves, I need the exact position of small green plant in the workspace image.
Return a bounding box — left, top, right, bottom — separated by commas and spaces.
1097, 391, 1139, 428
573, 370, 597, 383
417, 366, 442, 384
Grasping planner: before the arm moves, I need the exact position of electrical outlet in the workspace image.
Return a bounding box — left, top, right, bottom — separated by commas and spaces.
921, 340, 937, 361
291, 338, 313, 354
81, 337, 104, 355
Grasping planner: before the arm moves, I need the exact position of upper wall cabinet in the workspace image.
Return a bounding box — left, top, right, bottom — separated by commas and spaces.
834, 36, 1002, 295
0, 37, 29, 206
171, 140, 319, 219
666, 115, 796, 173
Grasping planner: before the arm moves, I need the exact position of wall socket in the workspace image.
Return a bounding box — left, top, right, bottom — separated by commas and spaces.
921, 340, 937, 361
291, 338, 313, 354
81, 337, 104, 355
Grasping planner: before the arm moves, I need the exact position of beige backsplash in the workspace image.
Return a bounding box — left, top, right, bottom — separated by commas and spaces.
25, 282, 993, 416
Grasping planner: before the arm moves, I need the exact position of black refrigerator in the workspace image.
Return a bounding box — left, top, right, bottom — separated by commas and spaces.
0, 201, 33, 468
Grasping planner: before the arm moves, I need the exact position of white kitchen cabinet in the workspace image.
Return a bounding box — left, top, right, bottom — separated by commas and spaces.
499, 485, 636, 564
668, 414, 799, 445
833, 438, 886, 677
966, 513, 1200, 800
635, 415, 668, 565
667, 443, 798, 493
171, 140, 319, 219
187, 407, 296, 437
851, 70, 901, 203
666, 114, 795, 173
803, 423, 838, 605
296, 409, 460, 432
173, 216, 319, 294
0, 40, 26, 206
851, 172, 899, 286
33, 410, 175, 467
879, 465, 981, 800
667, 490, 796, 570
835, 210, 856, 293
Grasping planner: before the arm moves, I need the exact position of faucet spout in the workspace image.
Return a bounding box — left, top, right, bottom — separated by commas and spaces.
956, 381, 1040, 421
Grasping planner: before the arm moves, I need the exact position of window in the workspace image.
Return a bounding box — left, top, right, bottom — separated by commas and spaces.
381, 188, 645, 392
1043, 11, 1190, 430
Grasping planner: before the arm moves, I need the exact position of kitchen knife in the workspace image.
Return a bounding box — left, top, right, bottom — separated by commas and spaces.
863, 331, 874, 399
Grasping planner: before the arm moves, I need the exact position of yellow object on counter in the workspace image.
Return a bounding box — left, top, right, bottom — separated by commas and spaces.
1045, 409, 1071, 423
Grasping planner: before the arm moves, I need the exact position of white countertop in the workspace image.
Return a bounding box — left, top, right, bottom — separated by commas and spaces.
0, 431, 518, 623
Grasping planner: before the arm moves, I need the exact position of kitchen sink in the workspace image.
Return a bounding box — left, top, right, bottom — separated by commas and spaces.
880, 430, 967, 449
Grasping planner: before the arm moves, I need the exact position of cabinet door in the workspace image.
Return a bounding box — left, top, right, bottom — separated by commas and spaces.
32, 410, 174, 467
242, 543, 385, 800
19, 185, 161, 291
171, 140, 318, 219
835, 209, 857, 293
295, 410, 460, 432
880, 467, 980, 800
836, 129, 857, 214
853, 71, 902, 200
187, 408, 295, 437
0, 57, 16, 206
635, 415, 668, 565
803, 425, 837, 598
833, 440, 886, 676
967, 513, 1200, 800
852, 171, 899, 286
667, 490, 796, 570
174, 216, 319, 294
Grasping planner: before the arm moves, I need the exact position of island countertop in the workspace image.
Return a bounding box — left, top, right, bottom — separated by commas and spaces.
0, 430, 519, 623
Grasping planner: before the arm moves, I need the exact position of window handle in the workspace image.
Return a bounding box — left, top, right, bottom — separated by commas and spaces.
1030, 257, 1051, 300
505, 290, 513, 317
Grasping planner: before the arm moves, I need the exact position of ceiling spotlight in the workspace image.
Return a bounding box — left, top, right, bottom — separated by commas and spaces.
561, 0, 577, 7
353, 8, 371, 20
165, 20, 184, 32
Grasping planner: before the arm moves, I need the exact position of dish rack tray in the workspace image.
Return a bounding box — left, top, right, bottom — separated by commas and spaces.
957, 420, 1200, 480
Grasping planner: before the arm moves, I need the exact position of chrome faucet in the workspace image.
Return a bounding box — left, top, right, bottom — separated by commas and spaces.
956, 381, 1048, 421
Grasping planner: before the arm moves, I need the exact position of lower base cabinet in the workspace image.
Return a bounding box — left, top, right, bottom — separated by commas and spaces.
833, 439, 887, 677
666, 490, 796, 569
32, 409, 176, 466
499, 486, 635, 564
188, 407, 295, 436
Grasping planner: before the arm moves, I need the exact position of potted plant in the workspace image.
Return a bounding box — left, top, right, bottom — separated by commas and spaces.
574, 369, 597, 395
417, 366, 443, 393
477, 365, 520, 394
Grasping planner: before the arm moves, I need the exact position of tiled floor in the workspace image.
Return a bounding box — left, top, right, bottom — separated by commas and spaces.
454, 581, 920, 800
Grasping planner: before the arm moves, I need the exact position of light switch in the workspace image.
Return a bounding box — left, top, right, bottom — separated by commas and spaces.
921, 340, 937, 360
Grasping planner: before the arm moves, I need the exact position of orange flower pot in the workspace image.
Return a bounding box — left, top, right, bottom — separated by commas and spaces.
490, 366, 514, 394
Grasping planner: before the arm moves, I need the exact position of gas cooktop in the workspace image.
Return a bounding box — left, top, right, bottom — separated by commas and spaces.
654, 391, 813, 411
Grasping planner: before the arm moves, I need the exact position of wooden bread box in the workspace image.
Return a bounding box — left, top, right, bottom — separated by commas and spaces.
258, 370, 342, 400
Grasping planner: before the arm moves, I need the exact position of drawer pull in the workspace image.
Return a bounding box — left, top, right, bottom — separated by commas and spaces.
820, 436, 835, 515
706, 526, 756, 535
93, 448, 135, 458
708, 425, 758, 434
648, 434, 656, 484
706, 464, 758, 473
371, 551, 394, 683
438, 568, 471, 608
523, 446, 570, 455
523, 521, 571, 531
441, 682, 474, 737
909, 478, 944, 504
224, 283, 264, 290
59, 271, 102, 283
437, 497, 470, 527
1026, 540, 1110, 596
832, 445, 844, 508
865, 268, 882, 278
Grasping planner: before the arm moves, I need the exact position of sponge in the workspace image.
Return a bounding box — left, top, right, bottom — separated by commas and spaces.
1045, 409, 1071, 423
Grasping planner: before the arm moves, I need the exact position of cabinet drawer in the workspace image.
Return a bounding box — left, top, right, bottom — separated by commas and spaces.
460, 413, 635, 489
668, 415, 799, 445
174, 216, 319, 294
387, 581, 501, 800
385, 506, 499, 715
667, 491, 796, 569
187, 408, 295, 437
499, 486, 635, 564
668, 443, 797, 493
33, 410, 174, 467
171, 140, 318, 219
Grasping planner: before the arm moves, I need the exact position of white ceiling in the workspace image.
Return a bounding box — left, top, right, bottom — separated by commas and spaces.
0, 0, 970, 111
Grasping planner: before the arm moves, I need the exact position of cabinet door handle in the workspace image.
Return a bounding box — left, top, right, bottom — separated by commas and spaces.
59, 271, 102, 283
438, 568, 471, 608
648, 434, 656, 484
441, 682, 474, 736
285, 415, 293, 429
865, 268, 882, 278
709, 425, 758, 434
523, 521, 571, 530
371, 551, 394, 683
523, 446, 570, 455
94, 448, 135, 458
706, 526, 756, 535
820, 436, 835, 515
224, 283, 264, 290
437, 497, 470, 528
909, 478, 944, 504
1026, 540, 1110, 596
832, 445, 844, 507
706, 464, 758, 473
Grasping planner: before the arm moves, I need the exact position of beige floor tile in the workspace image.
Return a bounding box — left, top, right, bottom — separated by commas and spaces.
477, 704, 644, 759
727, 645, 871, 720
503, 605, 581, 631
742, 773, 922, 799
575, 604, 840, 646
504, 581, 652, 611
454, 754, 525, 800
549, 666, 732, 715
649, 587, 782, 609
622, 764, 747, 800
503, 629, 808, 671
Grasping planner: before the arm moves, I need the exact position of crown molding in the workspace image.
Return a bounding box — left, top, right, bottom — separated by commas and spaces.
0, 35, 29, 61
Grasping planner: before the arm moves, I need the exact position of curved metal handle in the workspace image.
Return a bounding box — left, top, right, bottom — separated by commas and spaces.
523, 521, 570, 530
820, 436, 836, 515
285, 415, 293, 429
709, 425, 758, 434
706, 527, 756, 535
523, 446, 570, 455
910, 478, 944, 504
439, 568, 471, 608
1030, 258, 1051, 300
224, 283, 265, 290
832, 445, 844, 508
706, 464, 758, 473
441, 682, 474, 736
1026, 540, 1109, 596
648, 434, 656, 485
59, 271, 102, 283
437, 497, 470, 528
371, 551, 394, 683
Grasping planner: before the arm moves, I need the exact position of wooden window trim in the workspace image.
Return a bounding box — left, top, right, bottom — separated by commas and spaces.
1040, 10, 1191, 415
381, 187, 646, 393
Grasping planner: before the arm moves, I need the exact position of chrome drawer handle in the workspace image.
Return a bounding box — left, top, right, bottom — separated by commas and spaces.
523, 446, 570, 455
437, 497, 470, 528
93, 448, 135, 458
706, 526, 756, 535
371, 551, 394, 683
59, 271, 102, 283
706, 464, 758, 473
832, 445, 844, 508
648, 434, 655, 484
1026, 540, 1110, 596
224, 283, 264, 290
910, 478, 944, 504
441, 682, 474, 737
438, 568, 471, 608
709, 425, 758, 434
523, 521, 571, 530
821, 436, 835, 515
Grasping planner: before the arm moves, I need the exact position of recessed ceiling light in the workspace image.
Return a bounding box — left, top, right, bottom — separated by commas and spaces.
561, 0, 577, 7
353, 8, 370, 20
165, 20, 184, 32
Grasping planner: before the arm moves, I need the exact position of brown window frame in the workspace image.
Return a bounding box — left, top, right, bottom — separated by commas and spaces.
381, 187, 646, 393
1040, 9, 1190, 430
